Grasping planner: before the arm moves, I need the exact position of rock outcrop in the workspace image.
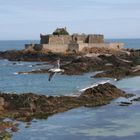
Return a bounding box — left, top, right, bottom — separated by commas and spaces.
1, 48, 140, 79
0, 83, 127, 121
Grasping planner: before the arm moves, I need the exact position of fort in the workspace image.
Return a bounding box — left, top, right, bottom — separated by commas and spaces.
25, 27, 124, 53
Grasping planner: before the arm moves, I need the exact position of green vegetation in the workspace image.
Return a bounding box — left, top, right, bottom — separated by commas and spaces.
52, 28, 69, 35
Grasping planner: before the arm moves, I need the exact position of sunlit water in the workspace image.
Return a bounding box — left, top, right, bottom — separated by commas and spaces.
0, 40, 140, 140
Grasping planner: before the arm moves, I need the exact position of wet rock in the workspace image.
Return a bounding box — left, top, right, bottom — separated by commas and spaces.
11, 126, 19, 132
93, 66, 140, 79
0, 97, 5, 111
94, 67, 131, 79
131, 97, 140, 102
119, 101, 132, 106
62, 56, 105, 75
0, 83, 127, 121
0, 50, 77, 62
1, 48, 140, 78
125, 93, 135, 98
80, 83, 125, 100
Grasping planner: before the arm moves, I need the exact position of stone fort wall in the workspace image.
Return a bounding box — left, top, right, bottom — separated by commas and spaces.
78, 43, 124, 51
40, 34, 104, 45
25, 33, 123, 53
39, 42, 124, 53
25, 42, 124, 53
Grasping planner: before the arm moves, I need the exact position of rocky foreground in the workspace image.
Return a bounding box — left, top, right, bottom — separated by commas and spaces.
0, 83, 131, 138
0, 83, 130, 122
0, 82, 136, 139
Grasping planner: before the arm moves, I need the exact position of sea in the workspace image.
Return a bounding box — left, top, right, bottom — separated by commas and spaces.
0, 39, 140, 140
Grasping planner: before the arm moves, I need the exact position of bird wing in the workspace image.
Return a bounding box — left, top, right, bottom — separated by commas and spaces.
48, 72, 56, 81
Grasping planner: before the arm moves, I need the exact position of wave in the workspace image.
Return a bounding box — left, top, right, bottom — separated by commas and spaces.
16, 63, 24, 66
13, 72, 29, 75
79, 80, 110, 92
13, 72, 18, 75
28, 65, 33, 68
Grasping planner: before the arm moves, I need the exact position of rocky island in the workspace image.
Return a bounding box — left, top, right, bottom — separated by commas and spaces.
0, 28, 140, 139
0, 28, 140, 79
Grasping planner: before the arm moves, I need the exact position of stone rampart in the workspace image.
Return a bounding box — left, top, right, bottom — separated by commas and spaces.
25, 30, 123, 53
48, 35, 72, 45
41, 44, 68, 53
25, 42, 124, 53
79, 43, 124, 51
40, 34, 104, 45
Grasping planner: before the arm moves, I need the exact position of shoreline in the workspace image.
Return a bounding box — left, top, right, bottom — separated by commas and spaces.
1, 47, 140, 79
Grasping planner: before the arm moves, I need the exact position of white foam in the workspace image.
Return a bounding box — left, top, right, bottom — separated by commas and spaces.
28, 65, 33, 68
16, 63, 24, 66
13, 72, 29, 75
21, 72, 29, 75
79, 80, 110, 92
4, 59, 8, 62
13, 72, 18, 75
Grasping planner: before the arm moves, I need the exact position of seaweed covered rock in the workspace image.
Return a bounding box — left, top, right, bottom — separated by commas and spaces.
0, 83, 127, 121
79, 83, 125, 106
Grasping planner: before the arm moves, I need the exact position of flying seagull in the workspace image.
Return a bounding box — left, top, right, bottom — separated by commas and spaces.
48, 59, 64, 81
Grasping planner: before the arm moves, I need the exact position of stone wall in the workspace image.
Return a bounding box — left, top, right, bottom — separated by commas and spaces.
48, 35, 72, 45
40, 34, 49, 44
72, 34, 87, 42
41, 44, 68, 53
68, 41, 79, 53
88, 34, 104, 43
25, 32, 123, 53
79, 43, 124, 51
40, 34, 104, 45
25, 42, 124, 53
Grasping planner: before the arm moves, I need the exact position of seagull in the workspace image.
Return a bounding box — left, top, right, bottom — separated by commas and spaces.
48, 59, 64, 81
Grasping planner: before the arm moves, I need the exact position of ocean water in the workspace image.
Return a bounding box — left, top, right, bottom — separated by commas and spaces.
0, 40, 39, 51
0, 39, 140, 140
106, 39, 140, 49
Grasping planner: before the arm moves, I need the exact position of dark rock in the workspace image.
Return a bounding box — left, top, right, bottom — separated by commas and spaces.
1, 48, 140, 78
11, 126, 19, 132
131, 97, 140, 102
62, 56, 105, 75
119, 101, 132, 106
0, 83, 126, 121
94, 67, 131, 79
125, 93, 135, 98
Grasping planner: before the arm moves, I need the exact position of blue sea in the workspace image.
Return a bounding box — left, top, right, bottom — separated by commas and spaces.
0, 39, 140, 140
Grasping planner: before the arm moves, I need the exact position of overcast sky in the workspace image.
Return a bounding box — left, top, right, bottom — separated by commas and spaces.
0, 0, 140, 39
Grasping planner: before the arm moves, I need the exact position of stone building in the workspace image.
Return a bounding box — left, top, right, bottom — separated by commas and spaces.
25, 28, 123, 53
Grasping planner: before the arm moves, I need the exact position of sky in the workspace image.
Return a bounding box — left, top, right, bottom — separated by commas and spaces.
0, 0, 140, 40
